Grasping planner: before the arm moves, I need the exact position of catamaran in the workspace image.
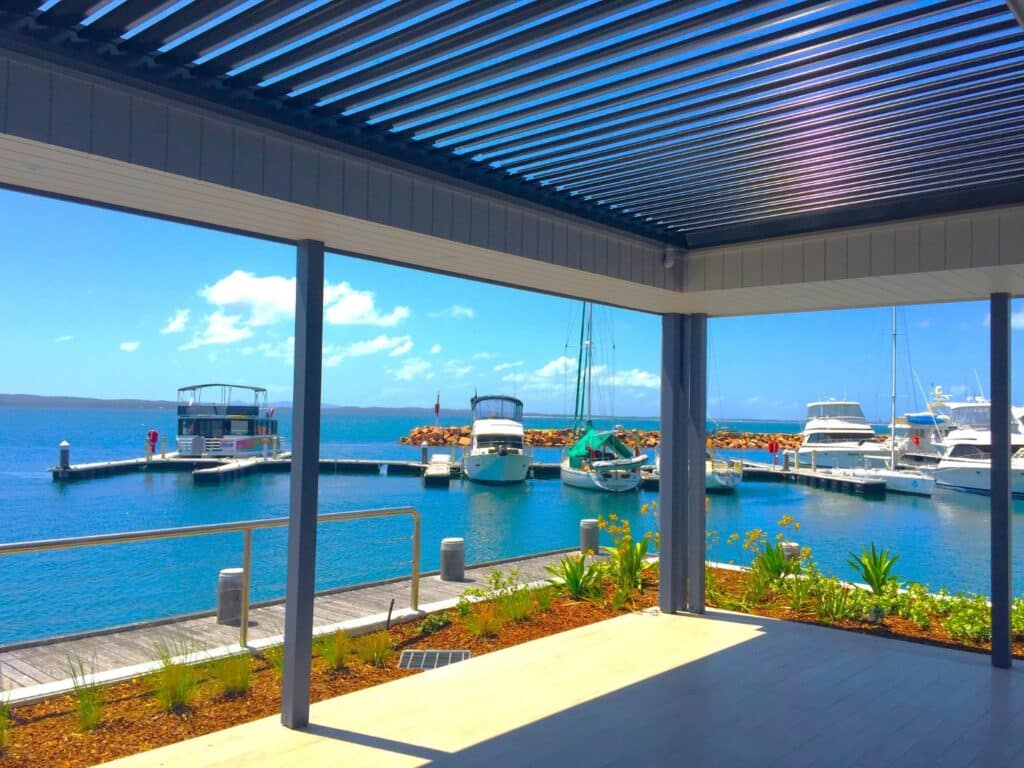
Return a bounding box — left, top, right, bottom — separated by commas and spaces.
462, 394, 532, 484
560, 302, 646, 492
176, 384, 281, 457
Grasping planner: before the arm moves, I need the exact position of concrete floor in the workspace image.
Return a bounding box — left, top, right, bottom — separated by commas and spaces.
105, 609, 1024, 767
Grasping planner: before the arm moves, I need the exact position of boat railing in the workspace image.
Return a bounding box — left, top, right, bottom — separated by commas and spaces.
0, 507, 421, 648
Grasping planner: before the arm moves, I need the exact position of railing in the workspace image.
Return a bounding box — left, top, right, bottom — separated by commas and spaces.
0, 507, 420, 648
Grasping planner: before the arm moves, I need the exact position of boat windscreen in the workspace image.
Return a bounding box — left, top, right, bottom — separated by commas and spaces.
472, 397, 523, 421
807, 403, 866, 420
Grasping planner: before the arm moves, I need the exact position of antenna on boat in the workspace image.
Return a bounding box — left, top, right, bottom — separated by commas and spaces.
973, 370, 987, 402
890, 306, 897, 471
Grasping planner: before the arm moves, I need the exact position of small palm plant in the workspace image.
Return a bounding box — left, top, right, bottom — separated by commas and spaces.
847, 543, 900, 595
545, 554, 602, 599
315, 630, 353, 672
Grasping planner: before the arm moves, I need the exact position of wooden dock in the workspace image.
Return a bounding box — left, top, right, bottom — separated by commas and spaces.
53, 455, 567, 485
741, 461, 886, 496
0, 549, 575, 702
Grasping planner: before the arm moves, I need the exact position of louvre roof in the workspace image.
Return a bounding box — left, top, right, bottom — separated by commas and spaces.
3, 0, 1024, 247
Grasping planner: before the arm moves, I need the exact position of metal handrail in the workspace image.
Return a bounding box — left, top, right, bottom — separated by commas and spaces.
0, 507, 421, 648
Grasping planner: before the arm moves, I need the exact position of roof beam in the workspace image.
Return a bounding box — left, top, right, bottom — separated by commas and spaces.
1006, 0, 1024, 28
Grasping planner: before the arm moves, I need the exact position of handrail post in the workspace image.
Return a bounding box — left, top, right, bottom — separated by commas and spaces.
411, 510, 421, 611
240, 528, 252, 648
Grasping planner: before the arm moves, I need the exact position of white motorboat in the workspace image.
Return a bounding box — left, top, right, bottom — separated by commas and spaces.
931, 403, 1024, 495
560, 302, 646, 492
175, 384, 282, 457
649, 451, 743, 493
786, 400, 888, 469
705, 454, 743, 492
839, 467, 935, 496
462, 394, 531, 484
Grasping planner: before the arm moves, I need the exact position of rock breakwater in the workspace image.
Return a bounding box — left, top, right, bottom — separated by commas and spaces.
399, 426, 802, 450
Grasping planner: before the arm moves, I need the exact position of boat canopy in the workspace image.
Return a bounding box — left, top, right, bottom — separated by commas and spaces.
806, 401, 867, 421
471, 395, 523, 421
565, 427, 633, 468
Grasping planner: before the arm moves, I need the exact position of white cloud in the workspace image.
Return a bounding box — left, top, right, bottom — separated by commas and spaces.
323, 282, 410, 327
536, 355, 575, 378
604, 368, 660, 389
119, 341, 140, 352
494, 361, 523, 372
201, 271, 294, 327
430, 343, 442, 355
180, 311, 253, 350
917, 319, 931, 330
160, 308, 190, 334
54, 335, 73, 343
256, 338, 295, 362
322, 335, 413, 367
392, 358, 434, 382
428, 304, 475, 320
445, 360, 473, 378
472, 352, 495, 360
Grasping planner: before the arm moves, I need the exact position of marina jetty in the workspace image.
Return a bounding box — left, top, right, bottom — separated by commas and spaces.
400, 426, 802, 451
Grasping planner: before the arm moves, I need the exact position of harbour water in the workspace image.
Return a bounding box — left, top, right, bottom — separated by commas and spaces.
0, 405, 1019, 645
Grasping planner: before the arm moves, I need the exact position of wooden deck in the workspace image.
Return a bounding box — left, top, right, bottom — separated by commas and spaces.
0, 549, 574, 701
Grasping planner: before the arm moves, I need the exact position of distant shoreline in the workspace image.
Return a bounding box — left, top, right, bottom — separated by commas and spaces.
0, 393, 802, 422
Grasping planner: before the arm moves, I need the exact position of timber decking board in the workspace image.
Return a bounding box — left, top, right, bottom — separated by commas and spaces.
1, 550, 573, 693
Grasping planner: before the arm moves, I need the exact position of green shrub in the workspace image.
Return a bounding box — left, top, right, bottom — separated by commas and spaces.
944, 595, 991, 643
815, 578, 854, 623
752, 542, 795, 583
150, 644, 199, 713
0, 698, 10, 754
783, 576, 813, 612
262, 645, 285, 676
1012, 597, 1024, 641
210, 654, 251, 698
418, 612, 452, 635
545, 554, 602, 599
893, 583, 933, 630
315, 630, 353, 672
499, 589, 536, 623
68, 655, 104, 731
464, 602, 503, 638
356, 632, 394, 667
847, 543, 900, 595
533, 586, 554, 613
603, 533, 653, 593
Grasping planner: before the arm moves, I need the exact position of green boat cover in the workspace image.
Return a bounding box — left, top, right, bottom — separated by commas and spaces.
565, 427, 634, 469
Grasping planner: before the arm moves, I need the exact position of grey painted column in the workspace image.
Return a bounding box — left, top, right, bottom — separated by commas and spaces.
990, 292, 1012, 669
685, 314, 707, 613
659, 314, 688, 613
281, 240, 325, 727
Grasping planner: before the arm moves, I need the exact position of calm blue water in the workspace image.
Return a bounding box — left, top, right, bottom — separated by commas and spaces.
0, 406, 1017, 644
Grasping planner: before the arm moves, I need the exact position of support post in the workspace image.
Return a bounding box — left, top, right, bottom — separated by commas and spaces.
281, 240, 325, 728
685, 314, 707, 613
659, 314, 688, 613
990, 292, 1012, 669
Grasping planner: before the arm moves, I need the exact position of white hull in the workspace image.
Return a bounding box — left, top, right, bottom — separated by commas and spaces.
560, 456, 644, 493
933, 462, 1024, 496
464, 451, 531, 484
176, 435, 280, 458
841, 468, 934, 496
790, 445, 889, 469
705, 460, 742, 492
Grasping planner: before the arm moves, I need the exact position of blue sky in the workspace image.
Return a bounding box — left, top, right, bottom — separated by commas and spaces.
0, 188, 1018, 420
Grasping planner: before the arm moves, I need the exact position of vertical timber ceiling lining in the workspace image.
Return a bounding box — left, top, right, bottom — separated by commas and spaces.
1, 0, 1023, 249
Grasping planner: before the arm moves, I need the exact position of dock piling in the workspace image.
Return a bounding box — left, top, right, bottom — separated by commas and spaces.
440, 538, 465, 581
216, 568, 244, 626
580, 519, 599, 555
58, 441, 70, 471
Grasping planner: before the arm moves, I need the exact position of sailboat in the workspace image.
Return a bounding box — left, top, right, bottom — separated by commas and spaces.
560, 302, 646, 492
841, 308, 934, 496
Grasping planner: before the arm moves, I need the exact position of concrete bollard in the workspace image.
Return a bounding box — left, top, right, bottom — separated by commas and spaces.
144, 440, 152, 462
580, 518, 599, 556
216, 567, 244, 626
59, 440, 70, 470
810, 450, 817, 472
781, 541, 801, 561
161, 437, 167, 459
440, 538, 465, 581
782, 452, 790, 471
421, 441, 429, 465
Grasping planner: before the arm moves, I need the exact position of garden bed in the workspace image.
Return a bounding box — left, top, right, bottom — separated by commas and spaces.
0, 571, 657, 768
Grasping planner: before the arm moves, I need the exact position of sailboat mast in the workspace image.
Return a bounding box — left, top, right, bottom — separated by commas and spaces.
586, 303, 594, 425
890, 306, 897, 470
